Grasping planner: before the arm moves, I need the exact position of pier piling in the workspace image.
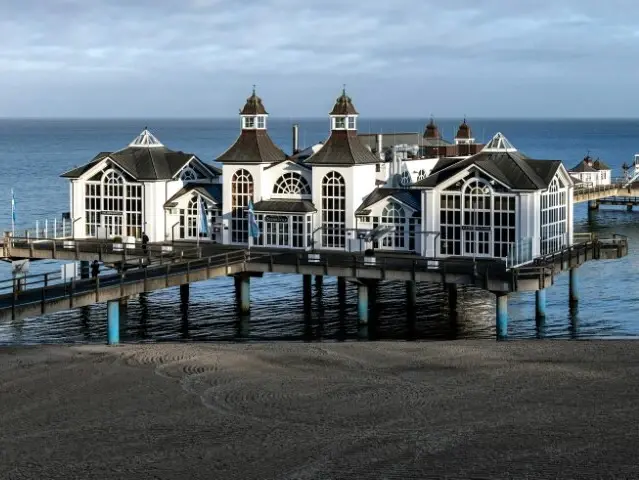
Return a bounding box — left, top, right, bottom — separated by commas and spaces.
357, 283, 369, 325
495, 292, 508, 340
315, 275, 324, 289
447, 283, 458, 314
569, 267, 579, 311
234, 274, 251, 316
406, 281, 416, 313
107, 299, 120, 345
337, 277, 346, 303
535, 289, 547, 319
303, 274, 312, 314
180, 284, 190, 304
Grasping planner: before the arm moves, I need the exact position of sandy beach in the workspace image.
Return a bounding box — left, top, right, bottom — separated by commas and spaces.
1, 340, 638, 479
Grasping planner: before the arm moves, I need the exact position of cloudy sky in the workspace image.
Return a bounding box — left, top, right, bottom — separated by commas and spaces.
1, 0, 638, 118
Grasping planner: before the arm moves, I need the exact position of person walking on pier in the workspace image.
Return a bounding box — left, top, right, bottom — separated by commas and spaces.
91, 260, 100, 279
142, 232, 149, 255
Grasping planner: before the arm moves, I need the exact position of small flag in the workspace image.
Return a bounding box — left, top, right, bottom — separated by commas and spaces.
199, 197, 208, 235
11, 189, 15, 224
248, 199, 260, 238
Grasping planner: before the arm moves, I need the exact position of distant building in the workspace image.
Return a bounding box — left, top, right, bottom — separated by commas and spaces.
568, 155, 611, 186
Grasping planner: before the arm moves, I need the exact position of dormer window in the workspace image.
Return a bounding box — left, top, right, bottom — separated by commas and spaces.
331, 115, 357, 130
348, 117, 356, 129
334, 117, 346, 129
257, 116, 265, 129
243, 116, 255, 129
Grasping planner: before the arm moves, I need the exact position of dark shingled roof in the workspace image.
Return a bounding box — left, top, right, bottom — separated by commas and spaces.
569, 159, 598, 173
455, 119, 472, 139
61, 147, 198, 180
593, 158, 611, 170
356, 188, 421, 214
329, 89, 358, 115
424, 118, 441, 139
253, 199, 316, 213
305, 130, 380, 166
415, 148, 561, 190
240, 89, 268, 115
216, 129, 287, 164
164, 183, 222, 208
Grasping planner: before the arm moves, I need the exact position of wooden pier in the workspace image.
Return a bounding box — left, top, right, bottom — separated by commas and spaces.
0, 233, 629, 342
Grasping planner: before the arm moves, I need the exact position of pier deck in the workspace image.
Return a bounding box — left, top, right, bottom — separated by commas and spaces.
573, 182, 639, 203
0, 234, 627, 324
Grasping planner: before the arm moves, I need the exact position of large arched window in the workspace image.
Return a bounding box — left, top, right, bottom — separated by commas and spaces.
187, 195, 198, 238
321, 171, 346, 248
381, 201, 406, 248
541, 177, 567, 255
103, 170, 124, 211
463, 180, 492, 256
273, 172, 311, 196
231, 169, 254, 243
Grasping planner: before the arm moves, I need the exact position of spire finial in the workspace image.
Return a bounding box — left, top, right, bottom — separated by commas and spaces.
252, 84, 256, 96
342, 84, 346, 96
463, 115, 467, 124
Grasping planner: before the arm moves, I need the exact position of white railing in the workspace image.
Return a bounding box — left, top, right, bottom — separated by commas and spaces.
24, 218, 73, 240
506, 237, 534, 269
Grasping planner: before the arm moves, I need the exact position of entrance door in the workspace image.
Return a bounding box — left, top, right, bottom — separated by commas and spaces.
103, 214, 123, 237
265, 221, 289, 247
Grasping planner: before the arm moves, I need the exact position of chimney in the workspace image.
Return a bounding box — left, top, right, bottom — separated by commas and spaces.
376, 133, 383, 160
292, 124, 300, 154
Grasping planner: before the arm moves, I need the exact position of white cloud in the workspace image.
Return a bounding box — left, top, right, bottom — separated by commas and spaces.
0, 0, 638, 117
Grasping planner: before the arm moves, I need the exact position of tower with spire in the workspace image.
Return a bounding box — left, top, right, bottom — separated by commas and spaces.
306, 88, 380, 249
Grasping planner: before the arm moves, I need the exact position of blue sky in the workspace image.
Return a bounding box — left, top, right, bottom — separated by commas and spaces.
1, 0, 637, 118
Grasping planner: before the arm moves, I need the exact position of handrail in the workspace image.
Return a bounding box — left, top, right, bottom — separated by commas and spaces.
0, 249, 248, 298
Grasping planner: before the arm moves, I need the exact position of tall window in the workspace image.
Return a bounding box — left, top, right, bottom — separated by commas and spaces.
186, 195, 198, 238
321, 171, 346, 248
463, 181, 491, 256
231, 169, 254, 243
85, 169, 143, 238
493, 196, 516, 258
440, 193, 461, 255
273, 172, 311, 196
381, 201, 406, 249
85, 183, 101, 236
417, 169, 426, 181
541, 177, 567, 255
400, 170, 411, 186
103, 170, 124, 212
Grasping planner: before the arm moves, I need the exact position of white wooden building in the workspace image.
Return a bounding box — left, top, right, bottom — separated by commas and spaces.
61, 129, 221, 243
568, 155, 612, 187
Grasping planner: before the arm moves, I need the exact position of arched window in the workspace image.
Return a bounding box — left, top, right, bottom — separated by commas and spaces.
417, 169, 426, 181
273, 172, 311, 196
180, 168, 197, 182
187, 195, 198, 238
541, 177, 567, 254
381, 201, 406, 249
463, 180, 492, 256
321, 171, 346, 248
231, 169, 254, 243
400, 170, 411, 187
103, 170, 124, 211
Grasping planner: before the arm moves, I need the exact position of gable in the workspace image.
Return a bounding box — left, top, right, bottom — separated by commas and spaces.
439, 165, 512, 193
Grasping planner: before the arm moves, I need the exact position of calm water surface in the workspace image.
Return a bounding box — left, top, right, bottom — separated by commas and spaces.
0, 118, 637, 344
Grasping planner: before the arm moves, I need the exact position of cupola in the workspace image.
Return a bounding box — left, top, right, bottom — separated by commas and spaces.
240, 86, 268, 130
454, 118, 475, 145
329, 87, 358, 132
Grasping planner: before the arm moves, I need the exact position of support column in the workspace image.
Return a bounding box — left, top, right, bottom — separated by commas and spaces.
535, 289, 546, 319
406, 281, 416, 312
107, 300, 120, 345
303, 274, 312, 314
315, 275, 324, 289
495, 292, 508, 340
80, 260, 90, 279
357, 283, 369, 325
180, 283, 190, 304
627, 204, 633, 212
447, 283, 458, 314
235, 274, 250, 316
588, 200, 599, 211
119, 296, 128, 325
337, 277, 346, 303
569, 267, 578, 311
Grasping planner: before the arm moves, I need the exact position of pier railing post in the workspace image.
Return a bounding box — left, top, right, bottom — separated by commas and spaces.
494, 292, 508, 340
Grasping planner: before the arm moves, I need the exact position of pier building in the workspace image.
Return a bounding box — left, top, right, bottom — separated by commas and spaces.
568, 154, 611, 187
61, 129, 221, 244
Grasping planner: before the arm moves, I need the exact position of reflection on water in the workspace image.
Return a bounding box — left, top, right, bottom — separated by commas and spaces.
0, 203, 638, 345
